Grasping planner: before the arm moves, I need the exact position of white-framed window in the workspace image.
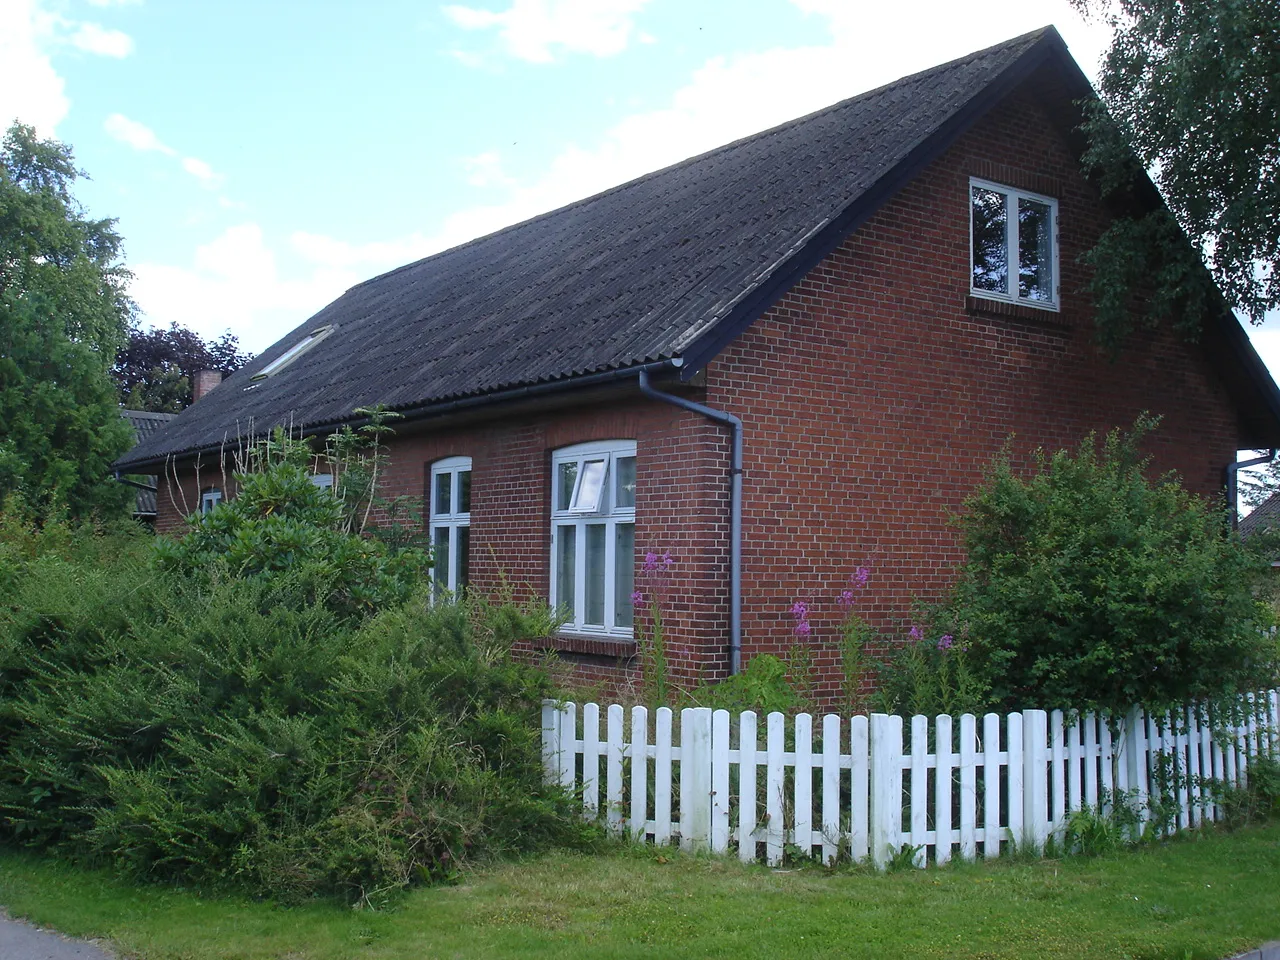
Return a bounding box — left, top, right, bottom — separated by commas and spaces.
970, 178, 1059, 309
200, 488, 222, 515
429, 456, 471, 596
311, 472, 333, 491
550, 440, 636, 636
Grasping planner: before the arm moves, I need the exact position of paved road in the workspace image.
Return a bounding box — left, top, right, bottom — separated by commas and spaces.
0, 913, 115, 960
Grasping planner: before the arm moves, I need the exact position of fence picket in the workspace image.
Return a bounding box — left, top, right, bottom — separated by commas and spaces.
983, 713, 1001, 858
869, 714, 903, 870
541, 689, 1277, 868
958, 714, 977, 860
1083, 713, 1099, 809
606, 704, 624, 833
583, 702, 600, 819
1005, 712, 1023, 852
654, 707, 673, 846
738, 711, 758, 863
711, 709, 730, 854
935, 714, 954, 866
795, 713, 813, 856
821, 714, 841, 865
851, 715, 869, 862
1023, 709, 1049, 851
765, 712, 785, 866
630, 706, 648, 839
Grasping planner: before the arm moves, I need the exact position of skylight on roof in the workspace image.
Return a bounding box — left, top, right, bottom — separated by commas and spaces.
250, 325, 333, 381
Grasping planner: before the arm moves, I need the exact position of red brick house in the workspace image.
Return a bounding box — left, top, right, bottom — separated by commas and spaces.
117, 27, 1280, 701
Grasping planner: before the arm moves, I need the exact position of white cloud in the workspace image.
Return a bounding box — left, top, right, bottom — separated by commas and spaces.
0, 0, 70, 136
104, 112, 223, 187
443, 0, 652, 63
462, 150, 515, 188
68, 21, 133, 58
104, 112, 174, 153
130, 224, 359, 352
181, 155, 222, 188
0, 1, 138, 136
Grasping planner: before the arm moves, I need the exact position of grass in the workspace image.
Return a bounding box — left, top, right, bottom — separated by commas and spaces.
2, 824, 1279, 960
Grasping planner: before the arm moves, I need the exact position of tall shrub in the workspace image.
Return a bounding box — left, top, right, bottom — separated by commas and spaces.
949, 419, 1278, 713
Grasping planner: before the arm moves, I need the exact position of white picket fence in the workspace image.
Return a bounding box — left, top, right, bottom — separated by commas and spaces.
541, 691, 1280, 868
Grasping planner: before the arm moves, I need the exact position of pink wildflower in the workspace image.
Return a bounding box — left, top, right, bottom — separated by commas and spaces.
794, 619, 812, 637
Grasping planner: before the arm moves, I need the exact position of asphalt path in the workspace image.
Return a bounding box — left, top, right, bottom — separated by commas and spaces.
0, 913, 115, 960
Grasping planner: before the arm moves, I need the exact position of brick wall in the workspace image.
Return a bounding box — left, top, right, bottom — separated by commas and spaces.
155, 76, 1247, 705
704, 83, 1240, 704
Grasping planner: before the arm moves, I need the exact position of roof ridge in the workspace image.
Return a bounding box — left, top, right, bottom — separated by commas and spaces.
344, 26, 1055, 294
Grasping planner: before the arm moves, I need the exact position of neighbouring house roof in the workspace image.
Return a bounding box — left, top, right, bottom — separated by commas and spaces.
116, 25, 1280, 471
1241, 492, 1280, 540
120, 409, 176, 515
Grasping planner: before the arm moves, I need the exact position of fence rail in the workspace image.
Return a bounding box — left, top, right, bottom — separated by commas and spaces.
541, 691, 1280, 868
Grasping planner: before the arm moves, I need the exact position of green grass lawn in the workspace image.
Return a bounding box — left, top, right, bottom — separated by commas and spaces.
3, 824, 1279, 960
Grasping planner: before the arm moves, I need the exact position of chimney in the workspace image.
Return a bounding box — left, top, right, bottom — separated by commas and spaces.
193, 369, 224, 402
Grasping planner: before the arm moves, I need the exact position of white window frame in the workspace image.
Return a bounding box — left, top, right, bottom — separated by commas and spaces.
200, 488, 222, 515
969, 177, 1060, 311
550, 440, 636, 637
429, 456, 471, 596
250, 325, 333, 381
310, 472, 333, 491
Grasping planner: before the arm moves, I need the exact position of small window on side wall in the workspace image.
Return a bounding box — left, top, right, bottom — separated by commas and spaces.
430, 456, 471, 597
970, 178, 1058, 309
550, 440, 636, 637
200, 488, 222, 515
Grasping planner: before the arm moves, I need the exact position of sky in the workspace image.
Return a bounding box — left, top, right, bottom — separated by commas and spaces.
3, 0, 1279, 384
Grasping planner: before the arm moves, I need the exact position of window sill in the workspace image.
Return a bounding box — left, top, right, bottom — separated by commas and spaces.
965, 296, 1072, 335
533, 633, 638, 659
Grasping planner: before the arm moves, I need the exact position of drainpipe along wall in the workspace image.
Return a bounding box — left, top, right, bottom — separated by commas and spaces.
638, 366, 743, 676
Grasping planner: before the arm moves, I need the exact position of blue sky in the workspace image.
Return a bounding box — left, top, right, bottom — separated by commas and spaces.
4, 0, 1279, 387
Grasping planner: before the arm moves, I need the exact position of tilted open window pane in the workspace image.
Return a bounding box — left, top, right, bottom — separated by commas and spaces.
570, 458, 607, 513
971, 185, 1008, 294
1018, 197, 1053, 302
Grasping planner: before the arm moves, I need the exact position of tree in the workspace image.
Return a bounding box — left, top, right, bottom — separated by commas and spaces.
113, 322, 252, 413
948, 419, 1278, 714
1070, 0, 1280, 350
0, 123, 134, 519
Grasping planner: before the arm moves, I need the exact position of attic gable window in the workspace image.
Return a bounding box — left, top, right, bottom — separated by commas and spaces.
970, 179, 1058, 309
250, 325, 333, 381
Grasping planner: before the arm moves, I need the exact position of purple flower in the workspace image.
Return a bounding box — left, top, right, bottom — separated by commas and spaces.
630, 590, 644, 606
644, 550, 659, 572
937, 634, 954, 651
837, 589, 855, 609
662, 550, 673, 567
852, 566, 870, 587
908, 624, 923, 642
790, 601, 809, 620
794, 619, 812, 637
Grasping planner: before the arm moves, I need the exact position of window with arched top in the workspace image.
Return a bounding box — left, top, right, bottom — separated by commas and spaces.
429, 456, 471, 596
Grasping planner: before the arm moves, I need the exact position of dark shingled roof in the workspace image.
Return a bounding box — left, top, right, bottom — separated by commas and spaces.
1241, 491, 1280, 539
115, 25, 1280, 470
120, 410, 176, 515
117, 27, 1059, 470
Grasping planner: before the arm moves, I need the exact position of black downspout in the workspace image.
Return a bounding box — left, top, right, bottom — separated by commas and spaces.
638, 368, 743, 676
1227, 449, 1276, 530
112, 472, 157, 494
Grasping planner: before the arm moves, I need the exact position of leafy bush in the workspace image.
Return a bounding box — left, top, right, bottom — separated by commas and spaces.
948, 419, 1279, 714
870, 621, 992, 718
153, 431, 429, 621
0, 451, 589, 905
